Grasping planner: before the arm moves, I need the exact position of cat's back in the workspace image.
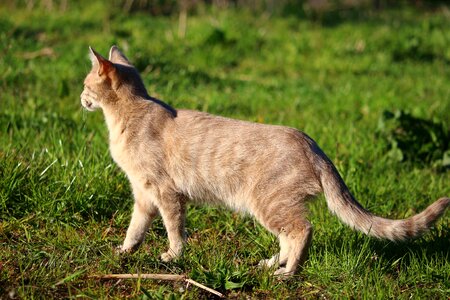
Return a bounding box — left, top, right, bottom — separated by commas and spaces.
167, 109, 315, 172
174, 109, 294, 138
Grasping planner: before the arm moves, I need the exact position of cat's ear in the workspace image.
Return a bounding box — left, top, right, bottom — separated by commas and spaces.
89, 46, 115, 77
108, 45, 132, 66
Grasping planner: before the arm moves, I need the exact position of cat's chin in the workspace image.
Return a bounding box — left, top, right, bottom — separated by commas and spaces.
83, 106, 99, 112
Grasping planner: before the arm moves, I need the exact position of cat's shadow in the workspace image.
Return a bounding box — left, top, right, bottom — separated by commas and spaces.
314, 227, 449, 275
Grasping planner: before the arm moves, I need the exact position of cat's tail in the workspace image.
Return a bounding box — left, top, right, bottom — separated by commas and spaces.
316, 156, 449, 241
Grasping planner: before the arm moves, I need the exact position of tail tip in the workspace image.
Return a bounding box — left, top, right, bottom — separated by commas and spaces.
437, 197, 450, 208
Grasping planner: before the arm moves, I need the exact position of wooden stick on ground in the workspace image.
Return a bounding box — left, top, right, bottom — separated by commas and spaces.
92, 273, 224, 298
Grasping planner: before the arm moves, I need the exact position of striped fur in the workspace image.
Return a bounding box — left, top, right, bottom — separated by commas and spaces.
81, 46, 449, 277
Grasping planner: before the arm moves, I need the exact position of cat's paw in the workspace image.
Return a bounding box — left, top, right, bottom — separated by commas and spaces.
115, 246, 128, 254
258, 258, 275, 268
273, 267, 294, 278
258, 259, 270, 268
160, 251, 179, 262
258, 254, 279, 268
116, 244, 137, 255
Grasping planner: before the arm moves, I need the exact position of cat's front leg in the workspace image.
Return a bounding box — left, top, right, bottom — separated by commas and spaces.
121, 188, 159, 253
157, 193, 187, 262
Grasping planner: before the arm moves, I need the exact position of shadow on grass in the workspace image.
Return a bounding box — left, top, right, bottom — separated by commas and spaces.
316, 226, 449, 277
280, 1, 450, 26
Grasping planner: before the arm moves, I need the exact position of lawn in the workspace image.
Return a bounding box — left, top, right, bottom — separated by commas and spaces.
1, 1, 449, 298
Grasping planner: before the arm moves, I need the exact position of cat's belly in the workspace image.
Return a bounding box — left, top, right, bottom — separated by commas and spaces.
173, 174, 251, 213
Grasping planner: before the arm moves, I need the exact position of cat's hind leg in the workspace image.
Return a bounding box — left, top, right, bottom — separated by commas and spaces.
256, 200, 312, 277
258, 234, 290, 268
273, 219, 312, 277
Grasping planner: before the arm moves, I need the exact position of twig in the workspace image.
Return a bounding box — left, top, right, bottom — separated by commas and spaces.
184, 278, 224, 298
21, 47, 55, 59
92, 273, 224, 298
93, 273, 184, 281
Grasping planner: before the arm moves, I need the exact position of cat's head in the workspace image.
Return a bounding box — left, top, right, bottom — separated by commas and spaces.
81, 46, 147, 111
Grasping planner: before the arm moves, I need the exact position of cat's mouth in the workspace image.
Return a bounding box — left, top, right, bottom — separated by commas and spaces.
81, 98, 101, 111
81, 99, 96, 111
81, 89, 99, 111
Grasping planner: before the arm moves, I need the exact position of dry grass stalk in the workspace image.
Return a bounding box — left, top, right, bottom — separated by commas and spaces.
92, 273, 225, 298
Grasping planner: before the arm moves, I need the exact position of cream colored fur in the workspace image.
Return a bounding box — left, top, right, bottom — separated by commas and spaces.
81, 46, 449, 276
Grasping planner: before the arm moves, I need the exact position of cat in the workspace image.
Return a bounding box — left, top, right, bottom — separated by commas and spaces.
81, 45, 449, 276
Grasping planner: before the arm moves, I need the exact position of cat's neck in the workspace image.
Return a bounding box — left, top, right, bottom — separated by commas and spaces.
101, 94, 175, 143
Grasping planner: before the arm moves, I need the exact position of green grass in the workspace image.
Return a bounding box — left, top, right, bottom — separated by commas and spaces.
1, 1, 449, 298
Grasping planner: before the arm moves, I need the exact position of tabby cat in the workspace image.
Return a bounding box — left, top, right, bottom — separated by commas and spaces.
81, 46, 449, 276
